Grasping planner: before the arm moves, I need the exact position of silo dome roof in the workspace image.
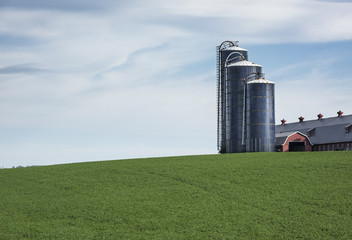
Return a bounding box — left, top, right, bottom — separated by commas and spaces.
222, 46, 248, 51
247, 78, 274, 84
227, 60, 261, 67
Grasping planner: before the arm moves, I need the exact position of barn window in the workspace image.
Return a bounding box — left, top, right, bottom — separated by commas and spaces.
308, 128, 315, 137
346, 124, 352, 133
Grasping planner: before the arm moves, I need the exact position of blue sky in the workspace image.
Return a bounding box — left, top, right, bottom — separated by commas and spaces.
1, 0, 352, 168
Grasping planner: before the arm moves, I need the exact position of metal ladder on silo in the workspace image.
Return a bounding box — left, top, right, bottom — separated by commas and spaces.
216, 46, 221, 151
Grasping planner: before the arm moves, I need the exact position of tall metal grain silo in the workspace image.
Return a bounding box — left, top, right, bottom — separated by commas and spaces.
217, 40, 275, 153
245, 76, 275, 152
225, 60, 262, 153
216, 41, 248, 153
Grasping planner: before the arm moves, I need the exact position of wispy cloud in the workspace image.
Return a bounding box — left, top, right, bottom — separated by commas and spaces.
276, 61, 351, 123
0, 63, 50, 74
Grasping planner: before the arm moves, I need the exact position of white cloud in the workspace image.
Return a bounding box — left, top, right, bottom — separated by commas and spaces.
275, 59, 351, 123
154, 0, 352, 43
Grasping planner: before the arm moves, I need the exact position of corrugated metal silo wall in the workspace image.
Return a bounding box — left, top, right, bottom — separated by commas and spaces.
245, 82, 275, 152
225, 65, 262, 153
218, 49, 248, 153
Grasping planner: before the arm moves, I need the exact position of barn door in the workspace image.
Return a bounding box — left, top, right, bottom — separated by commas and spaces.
289, 142, 305, 152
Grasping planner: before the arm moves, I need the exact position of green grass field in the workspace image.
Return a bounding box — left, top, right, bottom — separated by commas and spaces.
1, 152, 352, 239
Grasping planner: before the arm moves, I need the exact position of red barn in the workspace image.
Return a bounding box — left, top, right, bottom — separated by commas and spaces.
275, 131, 313, 152
275, 112, 352, 152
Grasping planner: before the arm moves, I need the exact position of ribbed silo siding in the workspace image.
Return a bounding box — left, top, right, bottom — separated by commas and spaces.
225, 65, 262, 153
218, 48, 248, 153
245, 82, 275, 152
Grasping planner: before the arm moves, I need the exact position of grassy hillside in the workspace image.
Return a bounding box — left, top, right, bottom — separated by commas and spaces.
1, 152, 352, 239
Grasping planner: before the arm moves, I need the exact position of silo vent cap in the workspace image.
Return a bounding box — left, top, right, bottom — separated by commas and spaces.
337, 110, 343, 117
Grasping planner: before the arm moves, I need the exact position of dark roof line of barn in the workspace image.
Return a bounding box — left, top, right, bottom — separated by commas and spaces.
276, 114, 352, 133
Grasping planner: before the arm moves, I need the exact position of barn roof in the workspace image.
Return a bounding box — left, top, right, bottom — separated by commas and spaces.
276, 114, 352, 145
309, 124, 352, 144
